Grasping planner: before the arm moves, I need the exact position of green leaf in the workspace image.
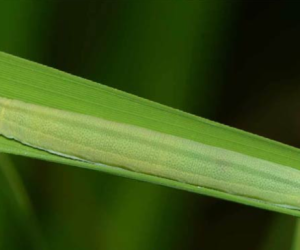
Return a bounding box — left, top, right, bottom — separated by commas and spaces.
1, 51, 300, 217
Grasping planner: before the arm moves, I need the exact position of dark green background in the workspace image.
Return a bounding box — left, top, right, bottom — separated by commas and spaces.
0, 1, 299, 250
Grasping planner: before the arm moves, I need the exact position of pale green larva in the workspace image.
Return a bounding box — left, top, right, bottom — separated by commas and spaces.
0, 96, 300, 208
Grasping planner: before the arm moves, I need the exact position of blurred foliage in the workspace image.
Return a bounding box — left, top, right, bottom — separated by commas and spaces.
0, 1, 300, 250
0, 154, 46, 250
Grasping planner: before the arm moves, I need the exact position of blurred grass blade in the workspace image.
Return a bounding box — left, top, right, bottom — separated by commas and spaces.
259, 214, 296, 250
1, 51, 300, 216
0, 154, 47, 250
291, 219, 300, 250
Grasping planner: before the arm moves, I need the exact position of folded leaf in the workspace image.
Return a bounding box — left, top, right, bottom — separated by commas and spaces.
1, 51, 300, 216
